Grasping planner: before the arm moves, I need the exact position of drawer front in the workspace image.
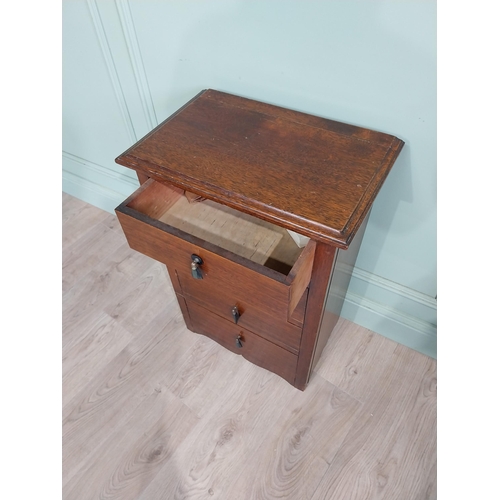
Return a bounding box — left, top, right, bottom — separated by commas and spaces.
116, 210, 304, 353
182, 296, 298, 386
171, 250, 303, 354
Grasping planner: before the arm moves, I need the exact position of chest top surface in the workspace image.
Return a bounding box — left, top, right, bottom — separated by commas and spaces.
116, 89, 404, 248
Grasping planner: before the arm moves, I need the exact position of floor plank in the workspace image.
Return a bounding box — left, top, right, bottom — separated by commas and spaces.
63, 385, 199, 500
62, 219, 126, 292
224, 376, 362, 500
62, 307, 197, 487
137, 367, 298, 500
62, 197, 111, 248
103, 260, 176, 334
62, 312, 133, 400
314, 317, 399, 403
62, 193, 437, 499
62, 243, 156, 347
311, 345, 437, 500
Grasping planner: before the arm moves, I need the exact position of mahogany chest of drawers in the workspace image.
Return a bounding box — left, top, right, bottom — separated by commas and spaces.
115, 89, 404, 390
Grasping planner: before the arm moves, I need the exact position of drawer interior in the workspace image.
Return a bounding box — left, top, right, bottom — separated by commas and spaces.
127, 179, 310, 276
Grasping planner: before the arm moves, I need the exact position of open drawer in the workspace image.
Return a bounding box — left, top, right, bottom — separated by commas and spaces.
115, 179, 316, 353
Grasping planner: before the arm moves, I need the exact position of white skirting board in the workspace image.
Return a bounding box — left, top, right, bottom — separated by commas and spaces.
341, 267, 437, 359
62, 152, 138, 214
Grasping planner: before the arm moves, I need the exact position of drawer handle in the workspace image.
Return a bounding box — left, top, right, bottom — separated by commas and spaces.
231, 306, 240, 324
235, 334, 243, 349
190, 254, 203, 280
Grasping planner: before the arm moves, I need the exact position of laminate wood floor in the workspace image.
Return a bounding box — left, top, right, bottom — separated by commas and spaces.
62, 192, 437, 500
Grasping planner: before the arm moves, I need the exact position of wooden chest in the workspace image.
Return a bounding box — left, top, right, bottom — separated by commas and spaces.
115, 89, 404, 390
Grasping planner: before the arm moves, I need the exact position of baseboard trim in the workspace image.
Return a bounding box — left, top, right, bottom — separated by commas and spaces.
62, 152, 138, 213
339, 268, 437, 359
351, 266, 436, 310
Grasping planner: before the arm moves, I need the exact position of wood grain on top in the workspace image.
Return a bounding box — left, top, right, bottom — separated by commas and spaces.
116, 89, 404, 248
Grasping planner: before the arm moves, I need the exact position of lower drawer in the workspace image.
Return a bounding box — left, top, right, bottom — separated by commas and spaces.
174, 267, 304, 354
181, 296, 298, 386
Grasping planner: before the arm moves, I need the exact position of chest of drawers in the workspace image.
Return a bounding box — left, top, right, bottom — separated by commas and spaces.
114, 89, 404, 390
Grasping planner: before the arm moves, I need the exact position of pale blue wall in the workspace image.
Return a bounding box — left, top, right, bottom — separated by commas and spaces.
63, 0, 436, 357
